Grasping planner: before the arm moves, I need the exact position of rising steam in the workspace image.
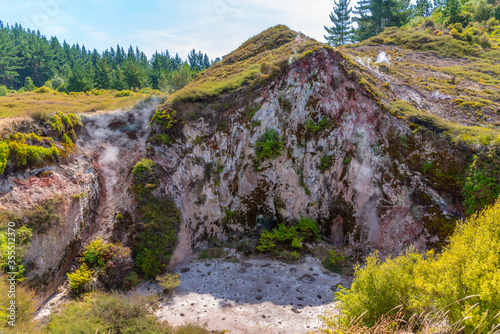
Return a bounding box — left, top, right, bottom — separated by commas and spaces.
77, 97, 161, 195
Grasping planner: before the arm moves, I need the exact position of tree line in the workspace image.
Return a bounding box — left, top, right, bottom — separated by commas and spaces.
0, 21, 216, 93
324, 0, 500, 45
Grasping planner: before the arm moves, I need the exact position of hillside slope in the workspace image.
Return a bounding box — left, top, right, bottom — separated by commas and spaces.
341, 25, 500, 146
144, 26, 473, 265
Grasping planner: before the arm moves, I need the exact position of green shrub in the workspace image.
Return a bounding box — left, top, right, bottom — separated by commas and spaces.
297, 217, 320, 239
199, 247, 226, 259
335, 250, 424, 327
255, 230, 277, 253
3, 141, 59, 172
0, 216, 33, 280
123, 271, 139, 290
0, 274, 37, 332
134, 197, 181, 278
114, 90, 132, 97
150, 108, 178, 130
244, 104, 261, 119
35, 86, 51, 94
48, 112, 82, 134
0, 85, 8, 96
82, 239, 110, 268
0, 142, 8, 175
255, 128, 283, 160
322, 249, 345, 274
334, 199, 500, 333
462, 148, 500, 216
304, 116, 331, 134
67, 263, 94, 292
318, 154, 333, 171
81, 238, 135, 289
156, 273, 181, 293
131, 158, 160, 201
45, 292, 169, 334
23, 77, 35, 92
256, 218, 319, 258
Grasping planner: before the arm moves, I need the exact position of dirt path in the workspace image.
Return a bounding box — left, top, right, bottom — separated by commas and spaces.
141, 254, 346, 334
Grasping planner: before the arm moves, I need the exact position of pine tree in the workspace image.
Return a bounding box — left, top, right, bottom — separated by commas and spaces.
0, 27, 22, 87
95, 57, 112, 89
353, 0, 374, 41
324, 0, 353, 46
384, 0, 413, 27
444, 0, 462, 24
111, 66, 128, 90
67, 62, 93, 92
353, 0, 413, 42
415, 0, 433, 17
158, 73, 168, 93
23, 76, 35, 91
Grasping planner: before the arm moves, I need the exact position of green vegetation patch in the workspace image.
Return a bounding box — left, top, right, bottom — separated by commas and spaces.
352, 26, 480, 58
44, 292, 215, 333
68, 238, 135, 293
0, 212, 33, 281
0, 112, 84, 175
134, 197, 182, 278
45, 292, 178, 334
131, 158, 161, 201
156, 273, 181, 294
332, 199, 500, 333
256, 217, 319, 260
304, 116, 332, 134
390, 99, 500, 145
254, 128, 284, 160
322, 249, 345, 274
318, 154, 334, 172
0, 272, 37, 331
462, 147, 500, 216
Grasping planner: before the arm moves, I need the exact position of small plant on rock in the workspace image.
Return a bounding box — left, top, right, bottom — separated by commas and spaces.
254, 128, 283, 160
67, 263, 94, 293
318, 154, 334, 171
323, 249, 345, 274
156, 273, 181, 294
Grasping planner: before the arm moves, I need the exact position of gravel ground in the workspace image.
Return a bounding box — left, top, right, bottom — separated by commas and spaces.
141, 254, 347, 334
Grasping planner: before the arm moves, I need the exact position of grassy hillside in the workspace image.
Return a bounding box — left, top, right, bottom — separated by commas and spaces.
0, 89, 148, 119
169, 25, 322, 102
339, 21, 500, 146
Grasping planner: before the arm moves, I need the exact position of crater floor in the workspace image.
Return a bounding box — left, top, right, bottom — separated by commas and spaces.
146, 254, 346, 334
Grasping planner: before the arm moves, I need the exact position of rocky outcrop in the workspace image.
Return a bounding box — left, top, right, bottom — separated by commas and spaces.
149, 47, 467, 264
0, 158, 101, 303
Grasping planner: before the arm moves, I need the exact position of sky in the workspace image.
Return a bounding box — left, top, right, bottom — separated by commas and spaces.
0, 0, 337, 60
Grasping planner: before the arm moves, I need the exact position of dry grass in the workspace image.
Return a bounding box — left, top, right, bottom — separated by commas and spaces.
0, 91, 147, 118
169, 25, 322, 102
314, 302, 500, 334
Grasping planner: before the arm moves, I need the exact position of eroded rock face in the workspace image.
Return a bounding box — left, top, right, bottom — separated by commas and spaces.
0, 158, 101, 303
149, 48, 467, 264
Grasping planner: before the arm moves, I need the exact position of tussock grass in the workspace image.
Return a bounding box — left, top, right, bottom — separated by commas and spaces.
349, 26, 481, 58
390, 99, 500, 145
316, 303, 500, 334
169, 25, 322, 102
0, 90, 147, 118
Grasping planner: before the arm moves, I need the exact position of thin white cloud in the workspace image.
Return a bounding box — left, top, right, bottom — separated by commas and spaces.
1, 0, 352, 58
83, 26, 110, 41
